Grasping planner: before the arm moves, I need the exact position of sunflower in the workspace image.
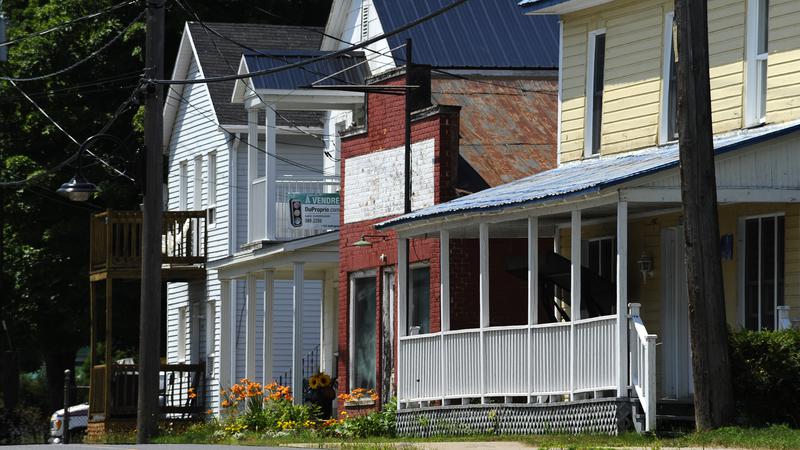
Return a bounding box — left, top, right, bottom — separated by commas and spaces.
318, 372, 332, 388
308, 374, 321, 389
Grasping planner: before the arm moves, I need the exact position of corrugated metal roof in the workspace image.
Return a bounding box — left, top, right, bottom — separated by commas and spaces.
378, 119, 800, 229
244, 50, 369, 90
431, 78, 558, 189
187, 22, 326, 127
373, 0, 559, 69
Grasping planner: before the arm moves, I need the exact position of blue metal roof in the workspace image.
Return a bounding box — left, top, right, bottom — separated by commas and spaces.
378, 120, 800, 229
244, 50, 369, 90
373, 0, 559, 69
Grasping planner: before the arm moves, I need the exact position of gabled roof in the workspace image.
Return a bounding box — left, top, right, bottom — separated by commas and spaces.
323, 0, 559, 70
164, 22, 328, 147
239, 50, 369, 91
377, 119, 800, 229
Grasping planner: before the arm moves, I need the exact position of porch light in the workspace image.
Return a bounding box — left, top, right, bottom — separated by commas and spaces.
352, 234, 388, 247
637, 250, 654, 283
57, 134, 124, 202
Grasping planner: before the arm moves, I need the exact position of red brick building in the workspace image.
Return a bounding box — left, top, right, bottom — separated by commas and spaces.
337, 65, 557, 407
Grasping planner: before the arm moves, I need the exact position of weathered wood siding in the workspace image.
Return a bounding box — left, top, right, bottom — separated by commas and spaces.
558, 0, 800, 163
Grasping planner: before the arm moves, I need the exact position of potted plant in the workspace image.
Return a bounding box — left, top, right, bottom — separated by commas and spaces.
306, 372, 336, 418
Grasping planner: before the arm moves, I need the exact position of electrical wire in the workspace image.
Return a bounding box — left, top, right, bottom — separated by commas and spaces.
252, 3, 557, 96
148, 0, 468, 85
0, 0, 137, 48
0, 10, 145, 82
168, 85, 328, 176
0, 80, 137, 187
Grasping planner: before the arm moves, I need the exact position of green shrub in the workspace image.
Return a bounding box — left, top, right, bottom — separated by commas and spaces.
334, 398, 397, 438
729, 328, 800, 426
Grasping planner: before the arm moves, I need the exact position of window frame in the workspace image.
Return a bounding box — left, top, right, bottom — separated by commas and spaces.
659, 11, 679, 144
406, 262, 431, 336
584, 28, 607, 158
179, 161, 188, 210
745, 0, 769, 127
582, 235, 616, 280
207, 151, 217, 226
738, 212, 784, 330
348, 270, 377, 390
193, 155, 203, 211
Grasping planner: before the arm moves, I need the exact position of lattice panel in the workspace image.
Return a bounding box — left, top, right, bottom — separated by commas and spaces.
396, 399, 631, 437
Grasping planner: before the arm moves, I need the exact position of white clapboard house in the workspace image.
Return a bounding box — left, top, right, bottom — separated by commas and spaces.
162, 21, 367, 410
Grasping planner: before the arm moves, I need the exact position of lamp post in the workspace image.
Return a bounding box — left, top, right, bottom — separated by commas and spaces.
57, 133, 125, 201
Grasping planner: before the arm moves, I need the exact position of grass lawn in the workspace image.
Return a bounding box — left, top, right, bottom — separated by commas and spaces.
143, 424, 800, 449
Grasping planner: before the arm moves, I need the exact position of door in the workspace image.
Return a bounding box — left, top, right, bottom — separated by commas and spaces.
661, 227, 693, 399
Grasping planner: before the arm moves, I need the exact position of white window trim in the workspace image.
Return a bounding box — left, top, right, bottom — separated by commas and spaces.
582, 235, 615, 278
193, 155, 203, 211
584, 28, 606, 158
179, 161, 188, 211
349, 270, 377, 390
206, 299, 217, 379
737, 212, 784, 330
207, 150, 217, 227
659, 11, 677, 145
177, 306, 188, 363
744, 0, 768, 127
407, 262, 431, 336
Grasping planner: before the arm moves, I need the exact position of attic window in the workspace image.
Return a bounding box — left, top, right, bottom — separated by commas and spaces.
360, 0, 370, 41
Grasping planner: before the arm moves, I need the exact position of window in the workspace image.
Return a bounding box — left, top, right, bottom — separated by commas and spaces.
206, 300, 216, 378
745, 0, 769, 126
179, 161, 188, 210
177, 306, 188, 362
584, 237, 615, 282
207, 152, 217, 225
743, 215, 784, 330
350, 273, 376, 389
407, 266, 430, 335
585, 30, 606, 156
193, 155, 203, 210
660, 12, 679, 143
360, 0, 371, 41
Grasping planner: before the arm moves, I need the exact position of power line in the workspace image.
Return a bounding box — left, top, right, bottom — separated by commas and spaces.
0, 10, 145, 82
252, 3, 557, 96
149, 0, 468, 85
0, 0, 137, 48
168, 85, 328, 176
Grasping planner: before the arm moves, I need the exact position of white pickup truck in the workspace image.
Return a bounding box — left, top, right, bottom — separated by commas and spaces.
48, 403, 89, 443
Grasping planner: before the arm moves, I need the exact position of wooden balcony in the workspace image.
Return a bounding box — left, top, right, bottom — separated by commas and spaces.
89, 362, 205, 422
89, 210, 207, 281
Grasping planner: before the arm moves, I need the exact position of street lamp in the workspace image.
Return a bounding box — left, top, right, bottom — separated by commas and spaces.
57, 134, 124, 201
352, 234, 388, 247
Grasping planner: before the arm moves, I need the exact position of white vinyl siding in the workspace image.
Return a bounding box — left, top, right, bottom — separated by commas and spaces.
233, 279, 322, 388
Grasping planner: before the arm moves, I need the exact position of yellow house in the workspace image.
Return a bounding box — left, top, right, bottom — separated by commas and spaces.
373, 0, 800, 436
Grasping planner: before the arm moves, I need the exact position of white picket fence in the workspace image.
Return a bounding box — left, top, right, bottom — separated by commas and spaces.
399, 315, 618, 404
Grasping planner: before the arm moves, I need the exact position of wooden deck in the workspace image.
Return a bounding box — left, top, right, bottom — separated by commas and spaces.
89, 210, 207, 281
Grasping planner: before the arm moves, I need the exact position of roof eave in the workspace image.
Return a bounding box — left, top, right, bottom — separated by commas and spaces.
519, 0, 615, 15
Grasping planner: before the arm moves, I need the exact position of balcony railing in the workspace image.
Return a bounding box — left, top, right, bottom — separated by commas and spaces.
89, 362, 205, 421
90, 210, 207, 272
275, 177, 339, 240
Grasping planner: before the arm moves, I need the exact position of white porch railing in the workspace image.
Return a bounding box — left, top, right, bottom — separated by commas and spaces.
399, 315, 618, 404
628, 303, 657, 432
274, 177, 340, 240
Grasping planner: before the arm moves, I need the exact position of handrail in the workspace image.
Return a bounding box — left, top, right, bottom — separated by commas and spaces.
628, 303, 657, 432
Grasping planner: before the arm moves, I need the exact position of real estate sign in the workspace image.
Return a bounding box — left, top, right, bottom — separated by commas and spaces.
287, 193, 340, 230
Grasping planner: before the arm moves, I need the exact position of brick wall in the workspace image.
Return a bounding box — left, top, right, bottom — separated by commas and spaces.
337, 70, 458, 401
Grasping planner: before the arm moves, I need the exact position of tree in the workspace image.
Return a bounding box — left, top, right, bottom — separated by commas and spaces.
0, 0, 331, 429
675, 0, 735, 430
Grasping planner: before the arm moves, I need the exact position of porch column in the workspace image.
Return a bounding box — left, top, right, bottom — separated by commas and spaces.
264, 105, 277, 241
247, 108, 259, 243
219, 279, 232, 391
479, 222, 489, 402
245, 273, 258, 380
570, 210, 581, 400
616, 201, 628, 396
262, 270, 275, 384
527, 217, 539, 402
397, 237, 408, 409
292, 262, 305, 405
320, 269, 337, 374
440, 230, 450, 331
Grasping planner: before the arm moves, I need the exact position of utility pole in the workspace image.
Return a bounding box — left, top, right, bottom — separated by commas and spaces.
137, 0, 164, 442
675, 0, 734, 430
